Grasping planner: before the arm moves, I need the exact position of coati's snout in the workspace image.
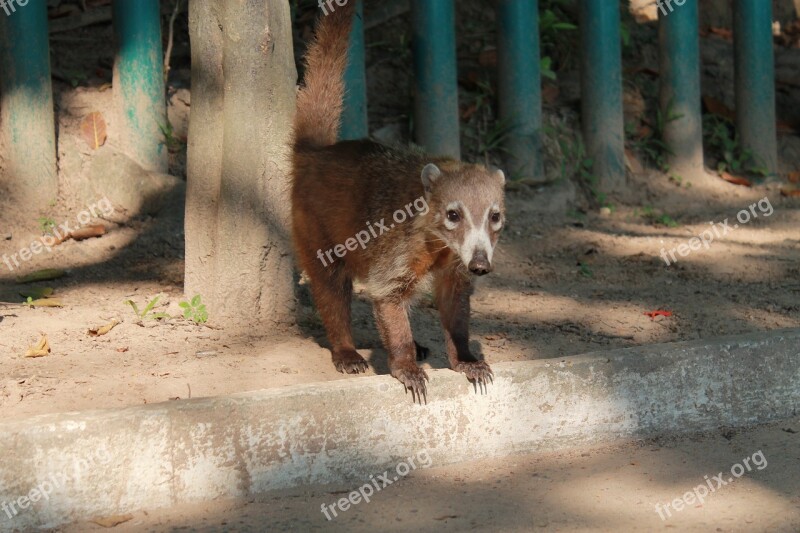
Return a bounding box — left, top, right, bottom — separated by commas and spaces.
421, 162, 506, 275
468, 250, 492, 275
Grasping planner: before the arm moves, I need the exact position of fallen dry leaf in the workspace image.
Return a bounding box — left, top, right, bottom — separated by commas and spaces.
719, 172, 752, 187
91, 514, 133, 528
645, 310, 673, 319
788, 171, 800, 184
88, 318, 119, 337
28, 298, 63, 308
708, 27, 734, 41
542, 83, 560, 105
25, 336, 50, 358
780, 187, 800, 197
69, 224, 106, 241
15, 269, 65, 284
702, 95, 735, 121
477, 47, 497, 67
80, 111, 107, 150
19, 287, 54, 300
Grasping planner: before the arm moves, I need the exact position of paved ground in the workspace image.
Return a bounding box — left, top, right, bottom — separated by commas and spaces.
60, 417, 800, 533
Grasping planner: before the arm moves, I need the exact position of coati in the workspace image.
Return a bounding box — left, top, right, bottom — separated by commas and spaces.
292, 2, 505, 402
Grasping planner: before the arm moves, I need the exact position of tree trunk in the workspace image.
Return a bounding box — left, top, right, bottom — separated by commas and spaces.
185, 0, 297, 329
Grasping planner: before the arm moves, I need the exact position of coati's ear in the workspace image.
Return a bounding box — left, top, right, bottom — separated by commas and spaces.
488, 165, 506, 185
421, 163, 441, 195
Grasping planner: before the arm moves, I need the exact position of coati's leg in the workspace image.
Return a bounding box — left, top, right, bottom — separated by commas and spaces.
306, 263, 368, 374
435, 266, 493, 388
373, 299, 429, 402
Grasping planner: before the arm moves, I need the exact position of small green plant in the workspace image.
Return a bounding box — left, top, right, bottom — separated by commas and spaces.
627, 98, 682, 174
567, 209, 587, 221
60, 68, 87, 88
540, 56, 557, 81
125, 296, 170, 321
703, 115, 768, 176
179, 294, 208, 324
547, 124, 611, 208
539, 1, 579, 76
159, 120, 185, 153
477, 119, 514, 161
634, 206, 679, 228
578, 262, 593, 278
37, 217, 56, 234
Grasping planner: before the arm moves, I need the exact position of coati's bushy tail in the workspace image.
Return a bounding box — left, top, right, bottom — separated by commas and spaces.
294, 2, 357, 149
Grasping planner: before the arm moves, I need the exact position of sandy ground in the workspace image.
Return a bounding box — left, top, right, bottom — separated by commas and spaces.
1, 172, 798, 421
55, 417, 800, 532
1, 0, 799, 420
1, 169, 799, 421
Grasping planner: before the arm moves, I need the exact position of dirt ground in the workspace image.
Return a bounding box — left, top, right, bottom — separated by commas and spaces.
1, 171, 798, 421
1, 2, 800, 422
58, 417, 800, 532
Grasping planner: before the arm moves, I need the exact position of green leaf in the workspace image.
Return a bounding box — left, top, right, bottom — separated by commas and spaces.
125, 299, 141, 318
142, 296, 160, 317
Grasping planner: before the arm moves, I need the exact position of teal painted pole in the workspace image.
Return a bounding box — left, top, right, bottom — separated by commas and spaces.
411, 0, 460, 159
659, 0, 703, 176
579, 0, 625, 192
733, 0, 777, 174
112, 0, 167, 173
340, 0, 367, 140
497, 0, 543, 182
0, 0, 57, 208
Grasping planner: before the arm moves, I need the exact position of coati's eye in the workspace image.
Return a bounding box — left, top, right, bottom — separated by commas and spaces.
491, 212, 502, 224
446, 210, 461, 223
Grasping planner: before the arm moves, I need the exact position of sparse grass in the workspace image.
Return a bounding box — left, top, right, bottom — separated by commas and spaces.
634, 206, 679, 228
159, 120, 186, 153
37, 217, 56, 234
545, 123, 614, 209
627, 98, 682, 177
703, 114, 768, 177
125, 296, 170, 321
578, 261, 593, 278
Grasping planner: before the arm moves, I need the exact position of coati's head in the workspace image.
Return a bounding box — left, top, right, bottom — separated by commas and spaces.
421, 162, 506, 275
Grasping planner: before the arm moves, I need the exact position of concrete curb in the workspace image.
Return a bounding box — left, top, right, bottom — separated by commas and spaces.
1, 329, 798, 531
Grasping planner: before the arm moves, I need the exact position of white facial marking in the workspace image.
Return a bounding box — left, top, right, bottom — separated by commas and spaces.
461, 205, 494, 265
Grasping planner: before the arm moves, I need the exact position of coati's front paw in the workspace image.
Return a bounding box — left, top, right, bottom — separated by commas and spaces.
390, 363, 429, 404
332, 349, 369, 374
453, 360, 494, 393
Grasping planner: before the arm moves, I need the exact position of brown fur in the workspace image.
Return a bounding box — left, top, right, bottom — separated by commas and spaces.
291, 6, 505, 402
294, 2, 356, 149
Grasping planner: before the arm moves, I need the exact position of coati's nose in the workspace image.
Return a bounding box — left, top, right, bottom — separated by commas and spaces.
468, 251, 492, 276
